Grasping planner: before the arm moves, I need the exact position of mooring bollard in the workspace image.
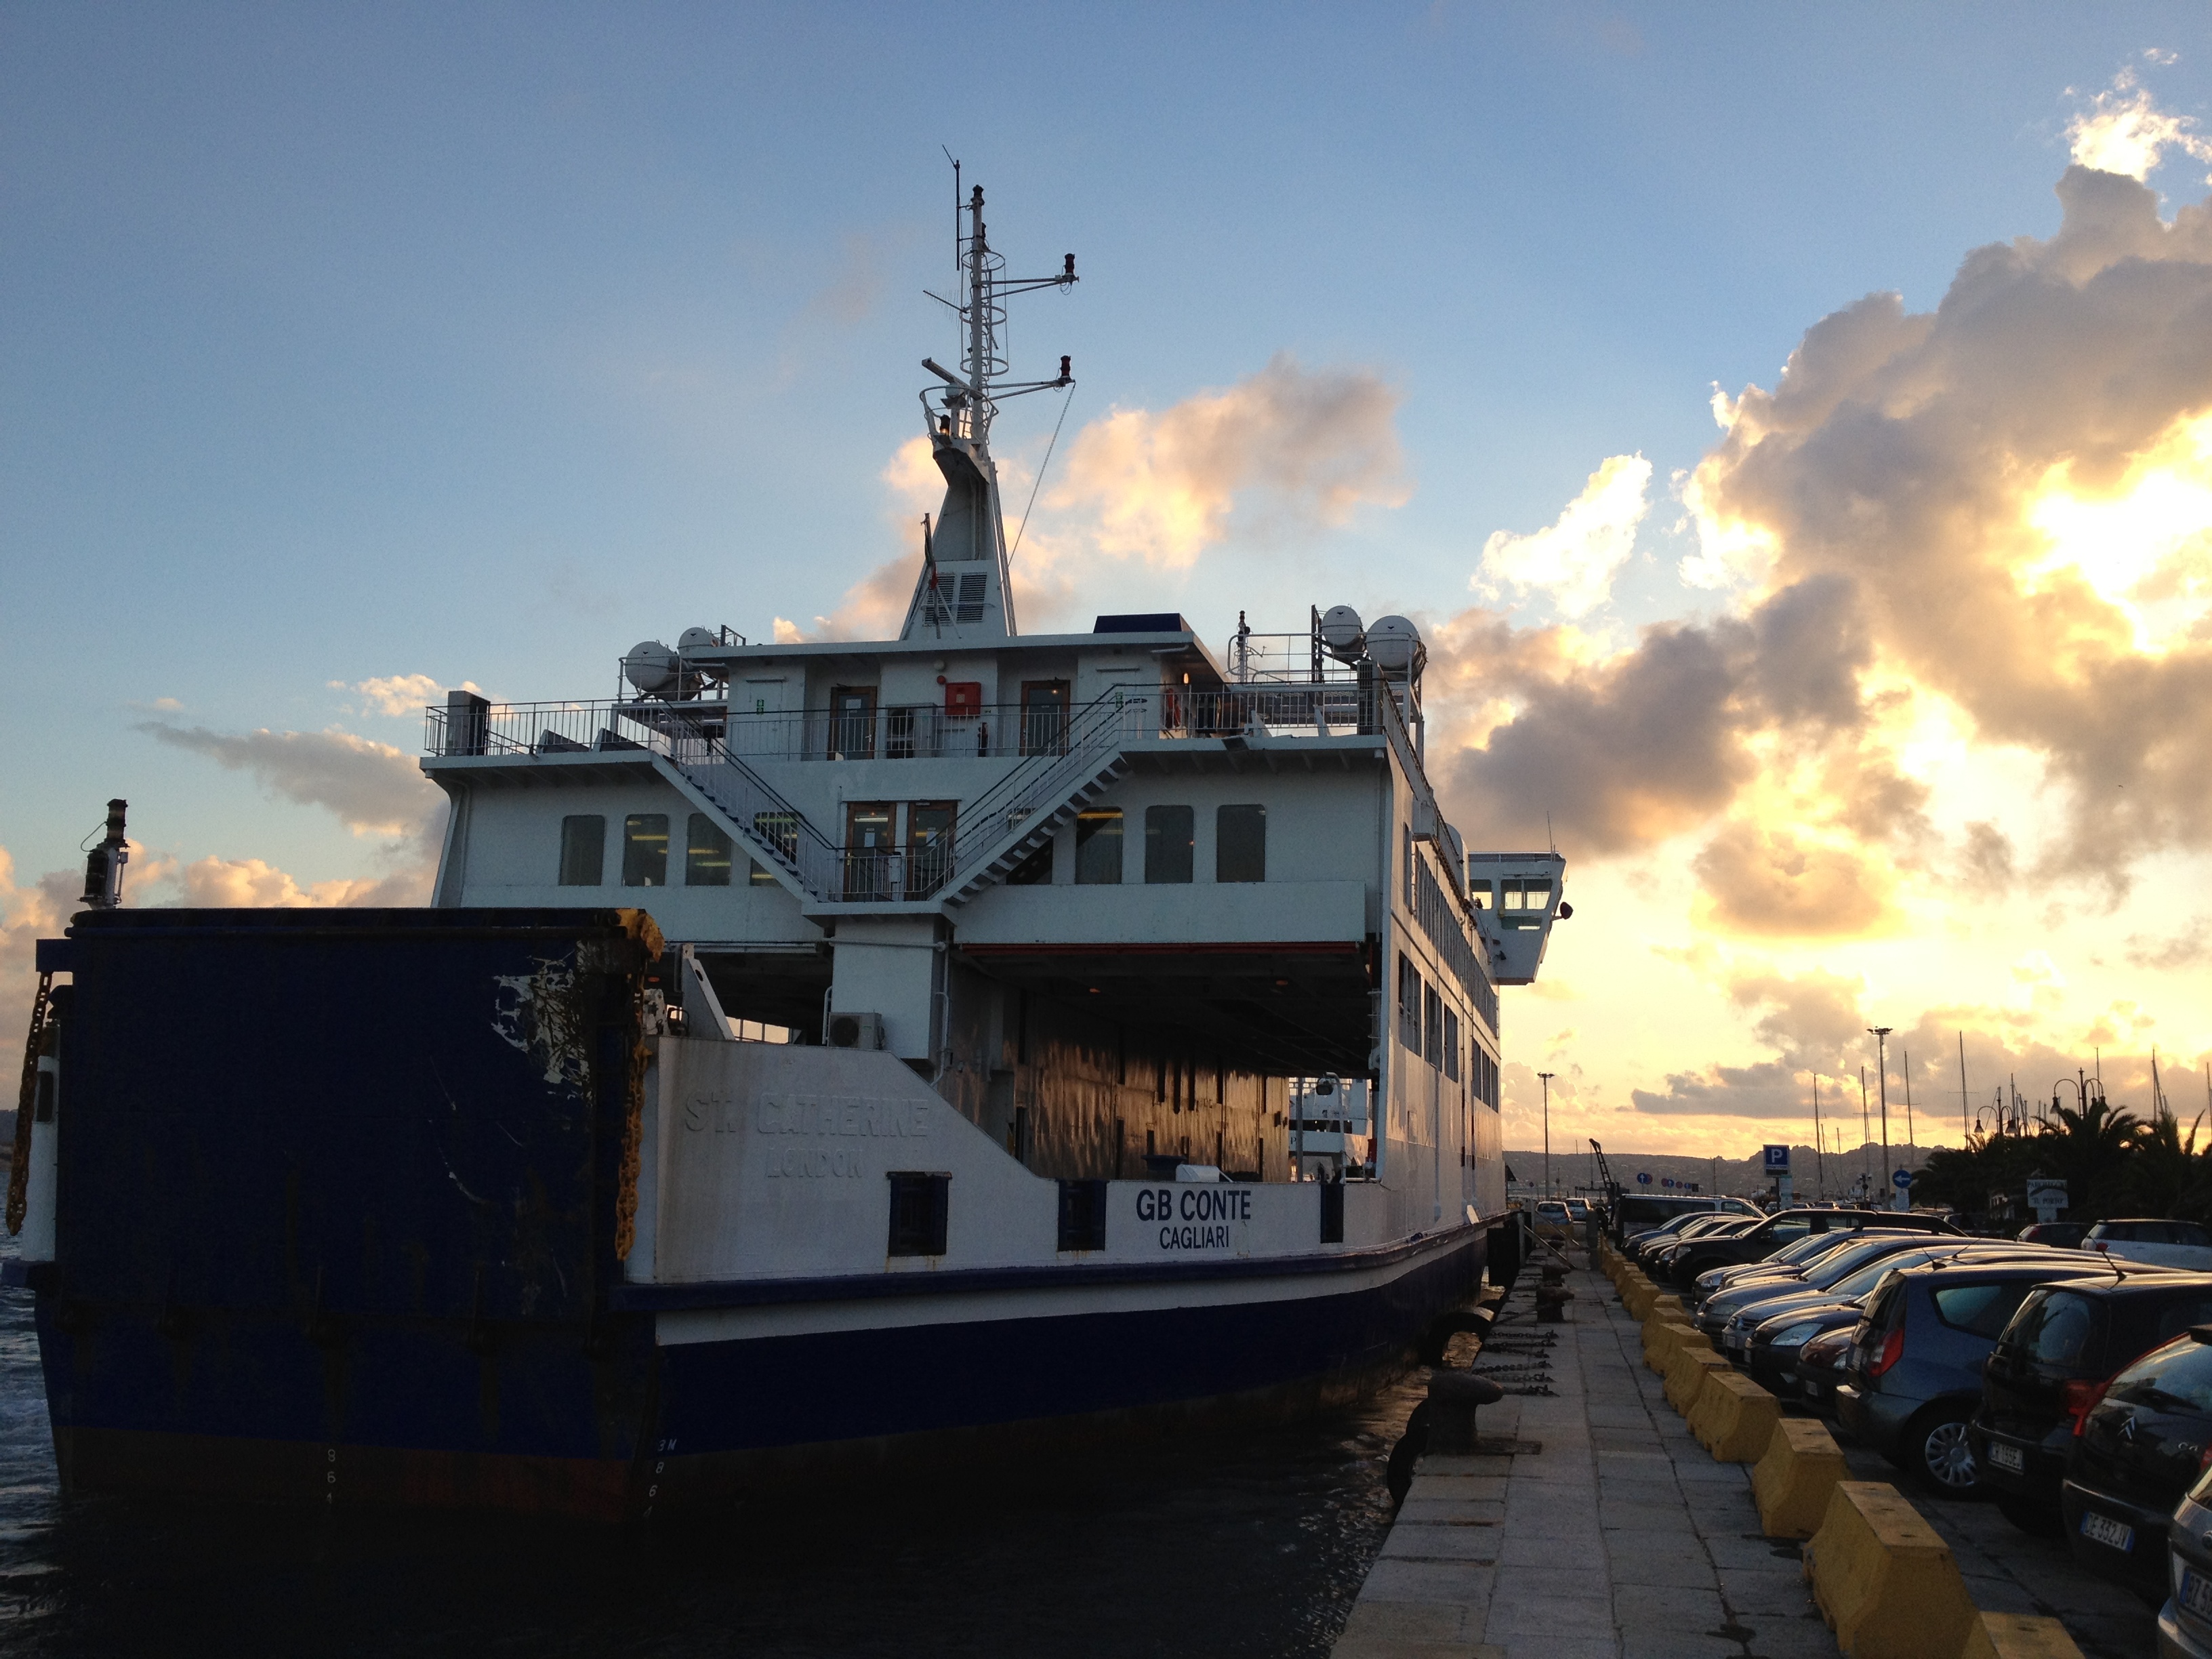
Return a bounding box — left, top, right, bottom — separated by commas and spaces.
1425, 1369, 1507, 1454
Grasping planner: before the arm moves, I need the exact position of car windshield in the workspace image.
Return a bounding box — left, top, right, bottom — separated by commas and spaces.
1824, 1247, 1965, 1300
1761, 1232, 1858, 1269
1801, 1236, 1924, 1288
2111, 1334, 2212, 1412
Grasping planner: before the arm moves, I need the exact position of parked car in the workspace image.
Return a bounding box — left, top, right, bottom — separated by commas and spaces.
1667, 1207, 1962, 1286
1720, 1245, 2059, 1379
1794, 1327, 1856, 1416
2159, 1466, 2212, 1658
1645, 1218, 1765, 1280
1972, 1273, 2212, 1531
2020, 1221, 2090, 1248
2087, 1220, 2212, 1272
1692, 1226, 1926, 1305
1837, 1257, 2134, 1493
1612, 1193, 1762, 1247
1628, 1210, 1744, 1271
1693, 1232, 1984, 1338
2065, 1327, 2212, 1595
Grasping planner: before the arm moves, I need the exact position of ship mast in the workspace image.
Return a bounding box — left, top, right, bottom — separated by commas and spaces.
899, 176, 1076, 642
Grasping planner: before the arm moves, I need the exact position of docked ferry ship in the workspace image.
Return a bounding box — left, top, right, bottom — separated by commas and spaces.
7, 185, 1567, 1517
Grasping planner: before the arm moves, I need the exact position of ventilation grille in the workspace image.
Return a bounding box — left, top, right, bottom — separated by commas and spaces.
955, 573, 988, 623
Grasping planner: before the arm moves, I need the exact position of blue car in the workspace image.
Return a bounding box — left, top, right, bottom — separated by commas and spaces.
1837, 1256, 2128, 1493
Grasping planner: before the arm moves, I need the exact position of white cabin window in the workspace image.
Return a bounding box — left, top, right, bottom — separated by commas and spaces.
1216, 804, 1265, 883
1145, 805, 1193, 884
623, 815, 670, 887
685, 815, 732, 886
1075, 808, 1123, 884
558, 815, 605, 886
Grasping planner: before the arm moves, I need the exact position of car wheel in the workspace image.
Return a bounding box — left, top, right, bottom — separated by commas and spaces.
1905, 1407, 1978, 1494
1997, 1494, 2060, 1535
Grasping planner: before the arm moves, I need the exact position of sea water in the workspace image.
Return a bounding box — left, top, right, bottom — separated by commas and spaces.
0, 1229, 1418, 1657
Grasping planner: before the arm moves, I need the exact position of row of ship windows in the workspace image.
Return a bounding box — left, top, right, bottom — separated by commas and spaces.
557, 813, 769, 887
1397, 952, 1501, 1108
1010, 804, 1267, 886
550, 806, 1270, 890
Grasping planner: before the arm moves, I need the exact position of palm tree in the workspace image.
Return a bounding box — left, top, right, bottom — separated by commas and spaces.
2043, 1096, 2144, 1219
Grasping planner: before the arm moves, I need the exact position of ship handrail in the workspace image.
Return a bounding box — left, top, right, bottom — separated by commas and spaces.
938, 689, 1151, 895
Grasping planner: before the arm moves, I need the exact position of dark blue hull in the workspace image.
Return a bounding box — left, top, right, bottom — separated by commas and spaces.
20, 909, 1488, 1519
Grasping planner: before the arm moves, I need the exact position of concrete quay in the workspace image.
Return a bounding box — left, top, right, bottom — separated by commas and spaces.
1330, 1266, 1845, 1659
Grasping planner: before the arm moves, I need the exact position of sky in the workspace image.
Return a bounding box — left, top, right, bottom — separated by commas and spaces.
5, 5, 2212, 1164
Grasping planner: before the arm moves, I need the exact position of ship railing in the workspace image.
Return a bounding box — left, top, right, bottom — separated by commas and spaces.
1158, 682, 1387, 741
426, 698, 1113, 764
942, 691, 1153, 890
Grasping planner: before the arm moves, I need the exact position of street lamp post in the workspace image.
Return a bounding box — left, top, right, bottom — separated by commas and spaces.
1868, 1027, 1894, 1211
1538, 1071, 1555, 1200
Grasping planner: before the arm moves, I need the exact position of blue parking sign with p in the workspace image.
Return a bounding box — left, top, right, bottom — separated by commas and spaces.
1763, 1144, 1790, 1172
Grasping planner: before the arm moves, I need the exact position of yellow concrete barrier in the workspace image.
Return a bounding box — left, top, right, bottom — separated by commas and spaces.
1750, 1416, 1849, 1538
1801, 1481, 1976, 1659
1664, 1347, 1732, 1415
1641, 1294, 1685, 1332
1622, 1275, 1656, 1319
1958, 1612, 2086, 1659
1643, 1319, 1703, 1374
1689, 1370, 1782, 1462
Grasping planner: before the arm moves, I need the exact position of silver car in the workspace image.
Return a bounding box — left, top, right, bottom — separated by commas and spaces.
2160, 1474, 2212, 1658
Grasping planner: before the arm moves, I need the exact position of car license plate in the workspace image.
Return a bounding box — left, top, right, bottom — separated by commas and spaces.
2079, 1511, 2134, 1553
1986, 1441, 2025, 1473
2184, 1569, 2212, 1621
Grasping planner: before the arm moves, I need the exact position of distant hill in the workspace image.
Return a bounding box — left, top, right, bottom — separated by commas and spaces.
1507, 1141, 1940, 1203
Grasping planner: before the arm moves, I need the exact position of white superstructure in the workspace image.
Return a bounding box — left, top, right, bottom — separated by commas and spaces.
418, 183, 1568, 1273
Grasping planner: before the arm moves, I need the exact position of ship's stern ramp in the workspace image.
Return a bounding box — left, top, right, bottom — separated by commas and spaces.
28, 907, 664, 1517
1465, 851, 1568, 985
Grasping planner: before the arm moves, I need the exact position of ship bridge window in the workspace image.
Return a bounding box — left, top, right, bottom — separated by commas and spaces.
686, 814, 733, 886
1076, 808, 1123, 884
1216, 804, 1266, 883
1502, 878, 1552, 926
1468, 879, 1493, 909
623, 815, 670, 887
1145, 805, 1194, 883
558, 815, 606, 886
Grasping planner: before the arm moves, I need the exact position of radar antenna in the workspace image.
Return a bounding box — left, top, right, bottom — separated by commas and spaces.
899, 174, 1078, 642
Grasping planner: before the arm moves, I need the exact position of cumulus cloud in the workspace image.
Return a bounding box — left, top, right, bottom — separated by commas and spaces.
1622, 958, 2196, 1132
1687, 165, 2212, 878
1046, 352, 1406, 567
331, 674, 480, 718
1692, 820, 1894, 937
1476, 453, 1652, 618
1432, 573, 1873, 857
783, 355, 1407, 640
2067, 62, 2212, 184
139, 724, 438, 838
1432, 157, 2212, 942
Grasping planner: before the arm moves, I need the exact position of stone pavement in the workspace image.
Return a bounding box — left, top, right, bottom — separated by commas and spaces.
1832, 1412, 2155, 1658
1331, 1265, 1839, 1659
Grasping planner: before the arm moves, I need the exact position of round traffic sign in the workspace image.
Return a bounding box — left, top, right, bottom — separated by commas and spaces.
1892, 1168, 1913, 1188
1637, 1172, 1652, 1185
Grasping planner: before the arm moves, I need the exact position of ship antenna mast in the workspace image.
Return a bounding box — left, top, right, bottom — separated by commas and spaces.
920, 174, 1078, 451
